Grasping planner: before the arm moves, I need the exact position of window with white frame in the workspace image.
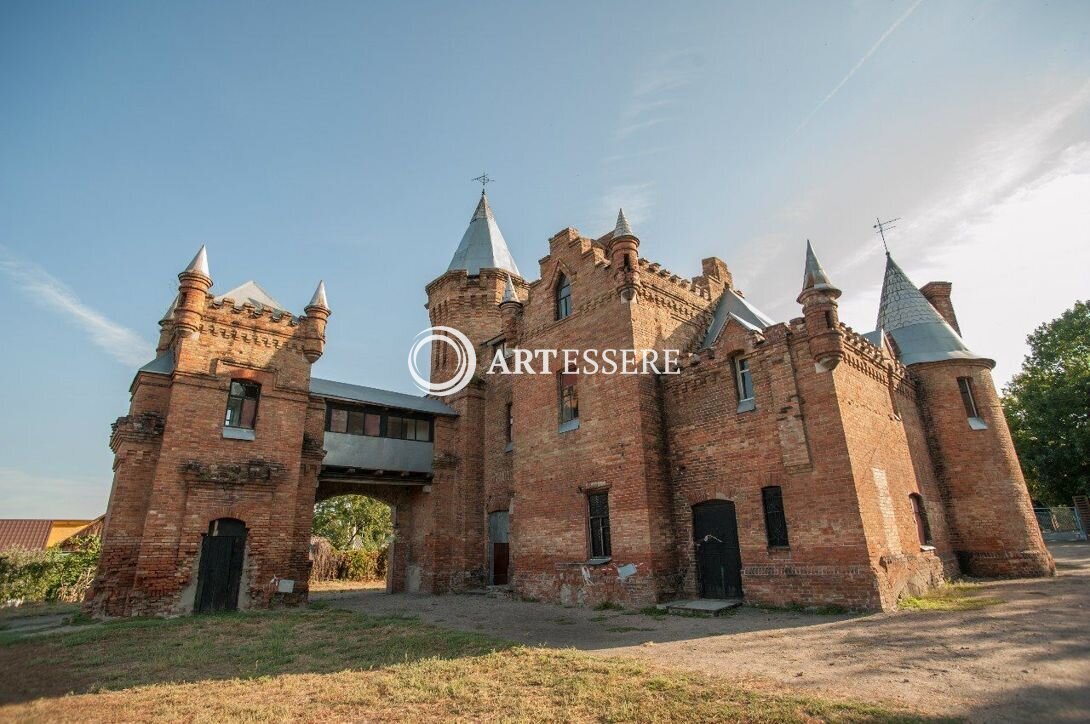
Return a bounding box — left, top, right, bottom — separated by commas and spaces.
734, 357, 754, 403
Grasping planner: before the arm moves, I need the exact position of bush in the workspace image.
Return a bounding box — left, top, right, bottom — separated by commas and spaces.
340, 549, 386, 581
309, 536, 387, 583
0, 536, 100, 603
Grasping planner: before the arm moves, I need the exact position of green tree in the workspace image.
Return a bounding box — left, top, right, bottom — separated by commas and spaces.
312, 495, 392, 551
1002, 300, 1090, 505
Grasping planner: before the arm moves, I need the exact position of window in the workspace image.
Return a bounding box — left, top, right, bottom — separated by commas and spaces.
957, 377, 987, 429
558, 369, 579, 426
762, 486, 789, 548
388, 415, 432, 442
958, 377, 979, 417
325, 405, 429, 442
734, 357, 754, 403
224, 381, 260, 429
505, 402, 513, 444
588, 492, 611, 558
910, 494, 932, 546
555, 273, 572, 320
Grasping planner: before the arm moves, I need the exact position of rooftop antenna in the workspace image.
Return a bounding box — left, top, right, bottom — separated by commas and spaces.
472, 172, 493, 195
873, 217, 900, 255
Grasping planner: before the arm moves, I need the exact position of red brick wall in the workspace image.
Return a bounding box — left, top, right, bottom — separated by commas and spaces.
87, 281, 327, 616
913, 361, 1053, 577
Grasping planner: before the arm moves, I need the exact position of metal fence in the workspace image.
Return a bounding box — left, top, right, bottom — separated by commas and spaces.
1034, 507, 1087, 542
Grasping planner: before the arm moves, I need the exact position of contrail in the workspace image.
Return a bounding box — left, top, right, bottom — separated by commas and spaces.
0, 247, 152, 366
789, 0, 924, 140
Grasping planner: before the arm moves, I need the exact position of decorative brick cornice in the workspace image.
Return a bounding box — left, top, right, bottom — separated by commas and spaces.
180, 458, 286, 486
110, 412, 165, 450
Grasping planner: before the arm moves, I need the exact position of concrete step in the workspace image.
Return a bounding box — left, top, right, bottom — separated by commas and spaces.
660, 598, 742, 617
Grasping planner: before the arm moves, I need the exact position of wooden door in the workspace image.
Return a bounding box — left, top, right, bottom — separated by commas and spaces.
195, 518, 247, 613
693, 501, 743, 599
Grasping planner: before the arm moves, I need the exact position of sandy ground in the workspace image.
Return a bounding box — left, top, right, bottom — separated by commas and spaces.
316, 542, 1090, 722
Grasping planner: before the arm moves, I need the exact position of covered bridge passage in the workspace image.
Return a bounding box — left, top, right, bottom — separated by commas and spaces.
309, 378, 457, 500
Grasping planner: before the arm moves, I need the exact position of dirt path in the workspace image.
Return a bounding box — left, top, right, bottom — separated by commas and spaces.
317, 542, 1090, 722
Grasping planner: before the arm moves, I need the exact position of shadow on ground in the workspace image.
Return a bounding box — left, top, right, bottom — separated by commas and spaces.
0, 607, 510, 706
318, 542, 1090, 723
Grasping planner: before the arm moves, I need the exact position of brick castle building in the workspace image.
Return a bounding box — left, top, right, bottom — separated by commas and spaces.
87, 192, 1053, 616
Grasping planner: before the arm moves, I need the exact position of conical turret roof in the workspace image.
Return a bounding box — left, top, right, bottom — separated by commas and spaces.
800, 240, 839, 297
612, 208, 635, 239
307, 280, 329, 310
446, 192, 520, 276
876, 255, 988, 366
183, 245, 210, 277
501, 273, 518, 304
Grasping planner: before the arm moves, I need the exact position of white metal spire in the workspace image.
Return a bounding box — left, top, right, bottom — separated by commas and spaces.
612, 208, 634, 239
183, 245, 210, 278
800, 240, 838, 296
446, 192, 521, 276
307, 280, 329, 310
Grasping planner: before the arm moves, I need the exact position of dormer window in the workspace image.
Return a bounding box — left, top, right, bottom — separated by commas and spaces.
556, 274, 572, 320
224, 381, 260, 430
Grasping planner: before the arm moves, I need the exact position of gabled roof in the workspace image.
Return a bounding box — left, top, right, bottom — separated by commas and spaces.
876, 255, 987, 366
446, 193, 520, 276
215, 280, 288, 313
701, 288, 776, 348
0, 519, 54, 550
310, 377, 458, 416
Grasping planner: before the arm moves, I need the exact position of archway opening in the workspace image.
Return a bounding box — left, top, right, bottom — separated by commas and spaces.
310, 494, 393, 593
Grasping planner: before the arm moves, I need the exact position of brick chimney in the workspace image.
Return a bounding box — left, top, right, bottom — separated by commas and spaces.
919, 281, 960, 334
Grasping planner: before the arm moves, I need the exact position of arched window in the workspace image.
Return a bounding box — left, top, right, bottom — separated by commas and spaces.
555, 273, 572, 320
910, 493, 932, 546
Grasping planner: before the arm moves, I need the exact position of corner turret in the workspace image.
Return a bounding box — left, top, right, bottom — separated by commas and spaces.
797, 240, 844, 370
302, 281, 331, 363
607, 209, 641, 302
876, 253, 1053, 578
174, 246, 212, 338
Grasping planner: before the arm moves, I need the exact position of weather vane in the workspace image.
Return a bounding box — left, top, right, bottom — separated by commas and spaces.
472, 172, 493, 195
873, 216, 900, 254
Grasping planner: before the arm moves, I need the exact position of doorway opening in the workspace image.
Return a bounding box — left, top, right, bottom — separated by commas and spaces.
195, 518, 247, 613
488, 510, 510, 586
692, 500, 743, 599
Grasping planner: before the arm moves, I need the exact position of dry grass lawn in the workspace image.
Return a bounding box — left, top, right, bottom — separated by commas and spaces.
0, 604, 935, 723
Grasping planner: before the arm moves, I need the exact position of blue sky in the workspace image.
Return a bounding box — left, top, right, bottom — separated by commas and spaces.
2, 1, 1088, 517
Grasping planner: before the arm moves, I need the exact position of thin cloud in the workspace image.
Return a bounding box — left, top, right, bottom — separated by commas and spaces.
788, 0, 924, 140
0, 248, 152, 367
600, 182, 655, 231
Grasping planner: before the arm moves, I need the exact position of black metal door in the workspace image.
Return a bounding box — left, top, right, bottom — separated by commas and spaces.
195, 518, 246, 613
693, 501, 743, 599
